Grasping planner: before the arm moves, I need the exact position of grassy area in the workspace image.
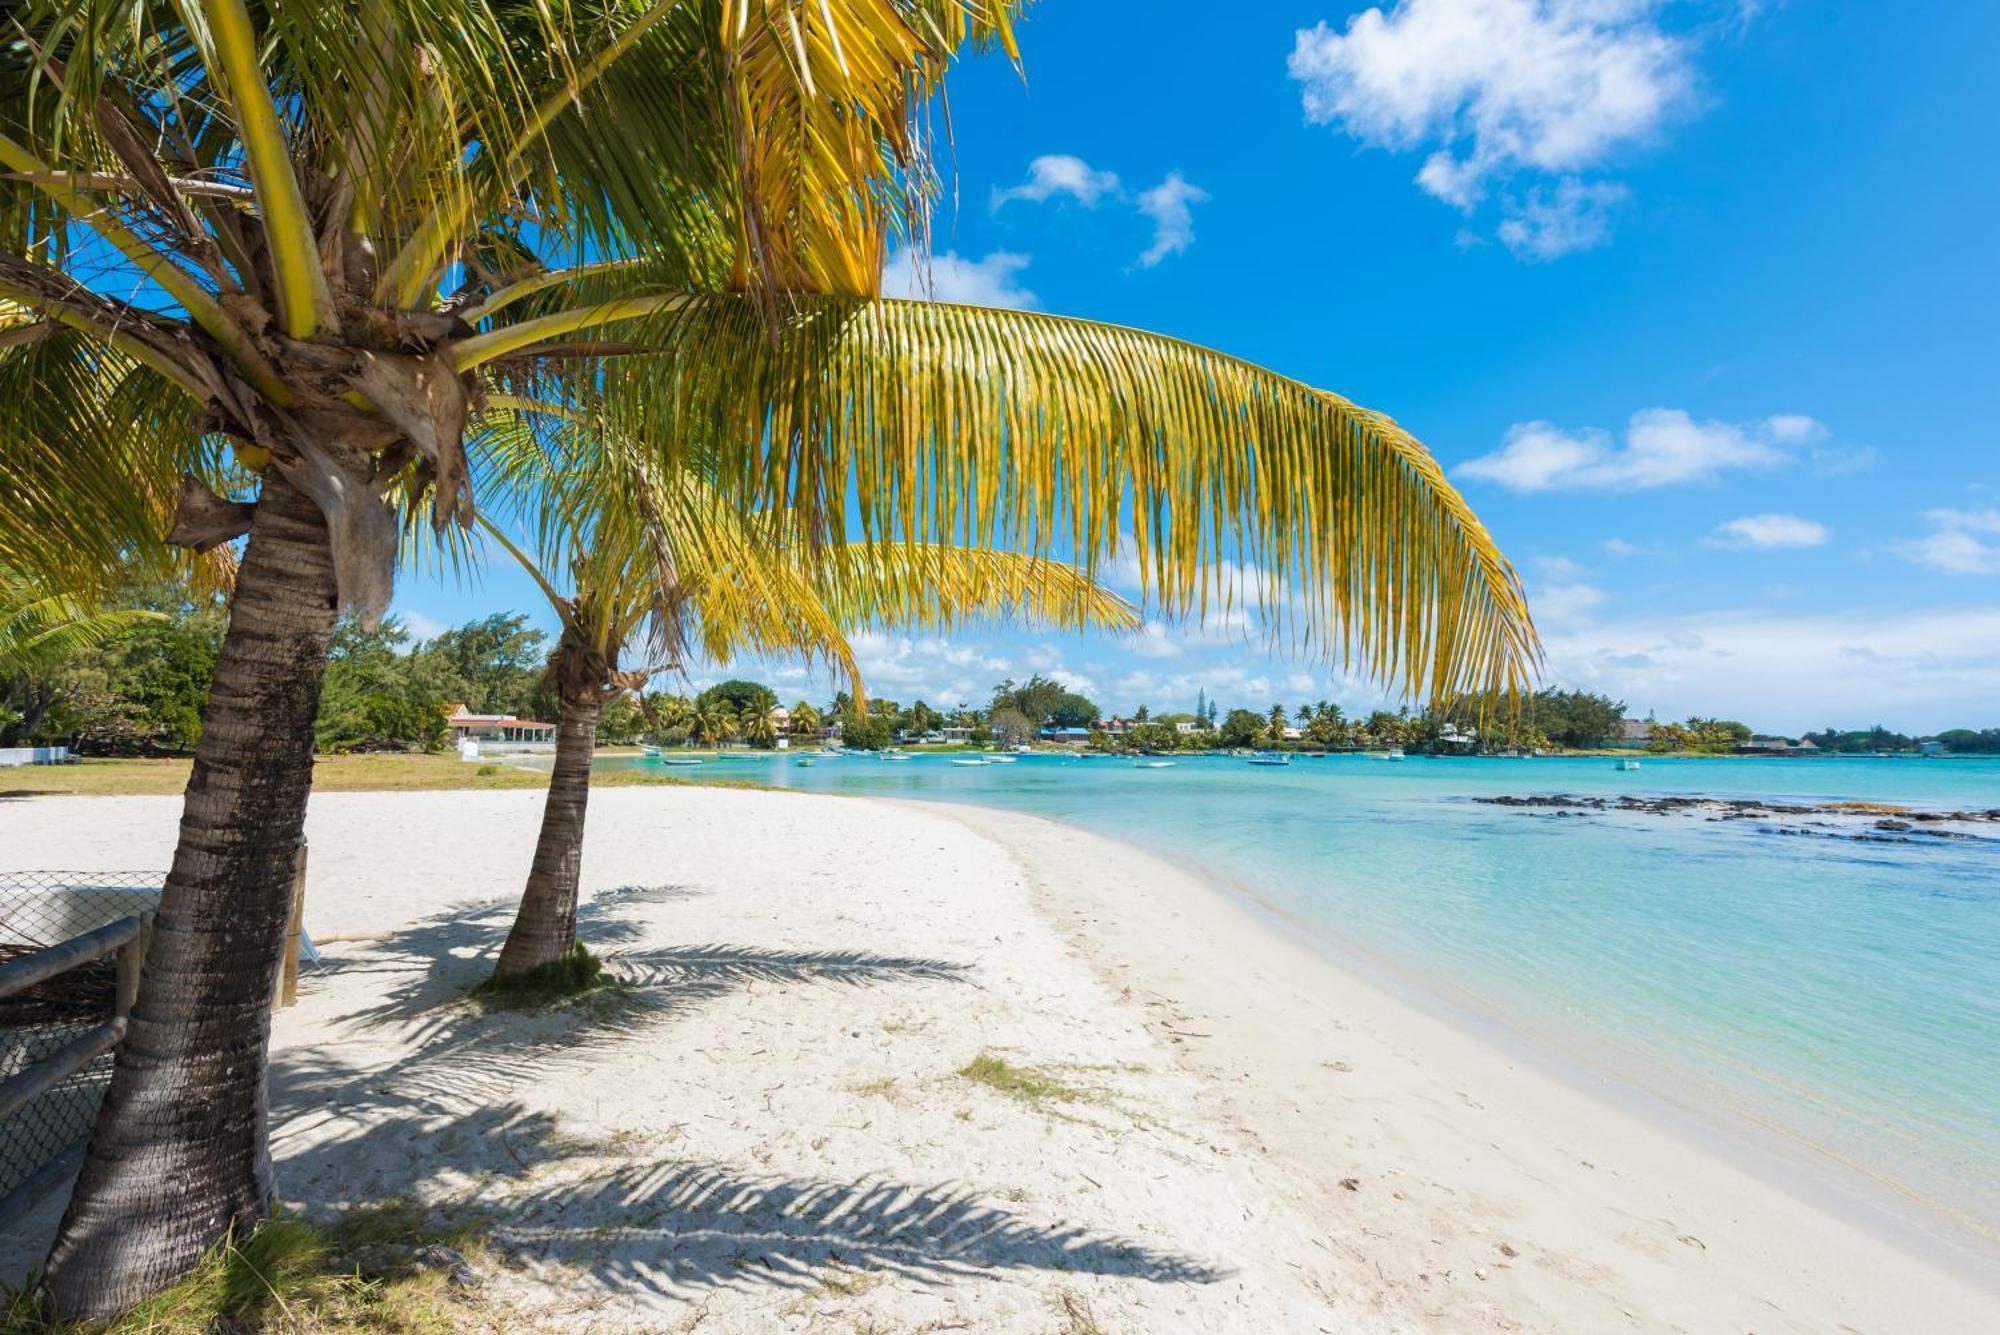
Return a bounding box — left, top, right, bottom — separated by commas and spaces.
957, 1052, 1101, 1112
0, 752, 774, 799
1, 1202, 490, 1332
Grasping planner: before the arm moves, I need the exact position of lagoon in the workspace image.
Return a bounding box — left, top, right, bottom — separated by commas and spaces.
589, 749, 2000, 1247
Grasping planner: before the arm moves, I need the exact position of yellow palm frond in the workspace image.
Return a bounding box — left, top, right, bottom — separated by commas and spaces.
718, 0, 1024, 296
603, 295, 1541, 709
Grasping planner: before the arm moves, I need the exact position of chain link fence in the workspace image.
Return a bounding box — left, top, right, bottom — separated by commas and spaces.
0, 872, 164, 1209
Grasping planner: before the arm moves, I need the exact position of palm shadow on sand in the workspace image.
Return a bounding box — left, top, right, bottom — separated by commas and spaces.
270, 889, 1227, 1297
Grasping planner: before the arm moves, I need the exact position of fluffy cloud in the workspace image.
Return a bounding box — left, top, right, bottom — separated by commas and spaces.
1893, 509, 2000, 576
1457, 409, 1814, 492
1289, 0, 1693, 253
1135, 172, 1210, 267
991, 154, 1122, 208
880, 247, 1036, 309
1708, 513, 1830, 550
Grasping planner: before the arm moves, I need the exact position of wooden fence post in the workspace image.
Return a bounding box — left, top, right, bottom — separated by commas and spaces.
279, 836, 307, 1009
113, 913, 152, 1017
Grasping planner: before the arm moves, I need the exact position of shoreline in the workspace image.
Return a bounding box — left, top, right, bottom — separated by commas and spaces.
1, 786, 1993, 1330
928, 797, 2000, 1330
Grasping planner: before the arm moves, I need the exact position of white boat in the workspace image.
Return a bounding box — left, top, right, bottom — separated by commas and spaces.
1616, 758, 1642, 771
1246, 755, 1292, 767
639, 743, 664, 756
949, 757, 988, 767
882, 753, 913, 762
1132, 759, 1175, 769
657, 757, 704, 767
1370, 747, 1406, 762
984, 754, 1018, 763
795, 758, 815, 768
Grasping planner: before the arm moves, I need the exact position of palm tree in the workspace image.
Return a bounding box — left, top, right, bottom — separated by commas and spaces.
1267, 704, 1290, 746
693, 701, 737, 748
476, 407, 1135, 978
789, 702, 823, 739
4, 2, 1535, 1311
646, 692, 695, 741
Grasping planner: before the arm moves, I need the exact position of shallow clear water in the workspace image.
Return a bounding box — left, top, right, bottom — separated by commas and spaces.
592, 749, 2000, 1236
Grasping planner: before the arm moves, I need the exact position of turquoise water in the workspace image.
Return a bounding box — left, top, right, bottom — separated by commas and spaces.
596, 750, 2000, 1238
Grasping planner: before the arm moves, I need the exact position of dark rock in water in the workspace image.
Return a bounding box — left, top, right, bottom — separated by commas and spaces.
1473, 792, 1999, 844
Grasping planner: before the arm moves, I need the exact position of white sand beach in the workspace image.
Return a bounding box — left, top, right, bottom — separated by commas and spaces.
2, 786, 1993, 1332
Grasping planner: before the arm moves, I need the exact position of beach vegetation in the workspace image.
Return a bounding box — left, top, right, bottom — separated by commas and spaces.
958, 1053, 1102, 1111
472, 942, 618, 1009
0, 1205, 489, 1333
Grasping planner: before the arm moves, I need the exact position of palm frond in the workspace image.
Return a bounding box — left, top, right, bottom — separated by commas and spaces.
600, 295, 1541, 707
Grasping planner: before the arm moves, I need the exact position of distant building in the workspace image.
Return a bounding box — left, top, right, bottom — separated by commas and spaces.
937, 724, 975, 744
1174, 720, 1201, 735
1920, 740, 1945, 756
445, 703, 557, 754
1738, 736, 1822, 756
1615, 719, 1653, 746
1038, 725, 1094, 745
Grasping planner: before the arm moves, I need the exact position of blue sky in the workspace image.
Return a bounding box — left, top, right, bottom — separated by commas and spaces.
396, 1, 2000, 733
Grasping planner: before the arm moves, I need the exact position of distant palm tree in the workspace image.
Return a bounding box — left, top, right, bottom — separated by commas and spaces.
746, 704, 781, 749
789, 702, 823, 738
695, 701, 738, 748
1267, 704, 1290, 745
648, 693, 695, 739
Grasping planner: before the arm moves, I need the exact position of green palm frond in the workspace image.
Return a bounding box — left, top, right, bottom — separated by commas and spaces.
0, 568, 164, 670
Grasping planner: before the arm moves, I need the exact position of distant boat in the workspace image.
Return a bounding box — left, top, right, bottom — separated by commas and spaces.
1133, 759, 1175, 769
795, 758, 815, 768
657, 757, 703, 767
1369, 747, 1406, 762
1616, 758, 1642, 771
1247, 755, 1291, 767
883, 753, 913, 762
949, 758, 988, 767
639, 743, 663, 756
984, 755, 1018, 764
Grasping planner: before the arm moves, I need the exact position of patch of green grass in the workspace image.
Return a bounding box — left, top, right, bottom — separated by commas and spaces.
470, 943, 624, 1012
957, 1052, 1099, 1111
849, 1076, 898, 1100
0, 1204, 491, 1333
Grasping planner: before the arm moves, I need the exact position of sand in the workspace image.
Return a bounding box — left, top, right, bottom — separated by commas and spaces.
1, 786, 1993, 1331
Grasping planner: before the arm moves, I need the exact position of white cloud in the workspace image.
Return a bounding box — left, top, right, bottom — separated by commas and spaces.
1708, 513, 1830, 550
1541, 603, 2000, 734
1135, 172, 1209, 267
1603, 537, 1639, 557
1533, 581, 1606, 628
1535, 554, 1588, 579
1764, 413, 1828, 444
1127, 621, 1184, 660
1290, 1, 1693, 251
1893, 510, 2000, 576
396, 609, 446, 642
1458, 408, 1798, 492
992, 154, 1121, 209
1496, 178, 1628, 259
880, 247, 1036, 309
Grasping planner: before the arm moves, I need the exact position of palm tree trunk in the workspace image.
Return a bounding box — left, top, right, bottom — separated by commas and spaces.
493, 687, 602, 978
39, 470, 338, 1318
